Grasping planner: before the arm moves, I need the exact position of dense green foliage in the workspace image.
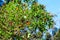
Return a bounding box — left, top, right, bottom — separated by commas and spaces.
0, 0, 54, 40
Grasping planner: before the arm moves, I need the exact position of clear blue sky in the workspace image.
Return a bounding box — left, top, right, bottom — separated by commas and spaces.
38, 0, 60, 29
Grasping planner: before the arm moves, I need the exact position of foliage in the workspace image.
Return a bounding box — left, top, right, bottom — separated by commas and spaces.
0, 0, 54, 40
54, 29, 60, 40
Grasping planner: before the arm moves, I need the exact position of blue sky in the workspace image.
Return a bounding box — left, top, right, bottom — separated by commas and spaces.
38, 0, 60, 29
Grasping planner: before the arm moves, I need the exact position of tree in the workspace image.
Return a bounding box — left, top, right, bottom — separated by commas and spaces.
54, 29, 60, 40
0, 0, 54, 40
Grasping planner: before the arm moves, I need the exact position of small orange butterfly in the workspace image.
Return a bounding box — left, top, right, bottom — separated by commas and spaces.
9, 21, 13, 26
26, 21, 30, 25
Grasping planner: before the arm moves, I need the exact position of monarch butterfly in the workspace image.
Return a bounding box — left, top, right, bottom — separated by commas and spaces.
26, 21, 30, 25
9, 21, 13, 26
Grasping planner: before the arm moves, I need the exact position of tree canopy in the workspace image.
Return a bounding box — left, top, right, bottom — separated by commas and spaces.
0, 0, 54, 40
